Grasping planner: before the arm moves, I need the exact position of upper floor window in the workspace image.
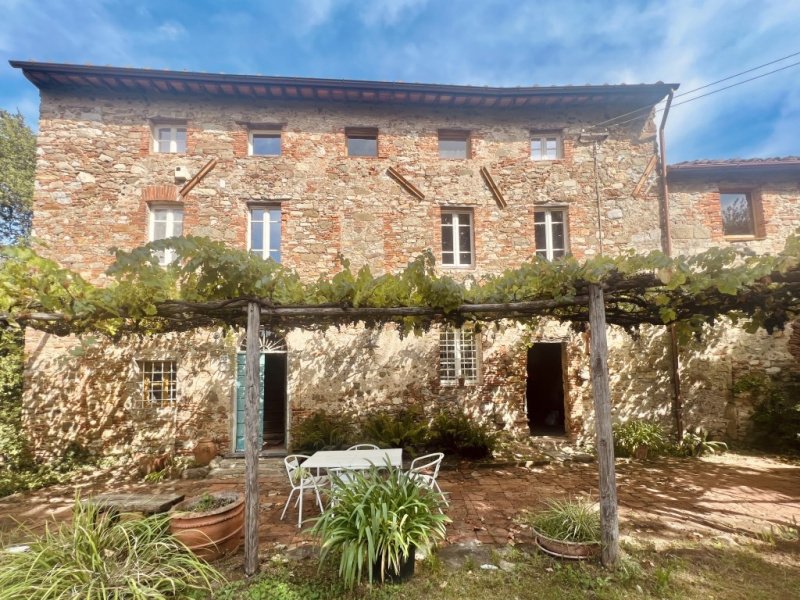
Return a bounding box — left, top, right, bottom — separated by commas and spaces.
249, 129, 282, 156
440, 328, 479, 385
441, 210, 473, 267
439, 129, 470, 159
531, 132, 561, 161
534, 208, 567, 260
249, 206, 281, 262
153, 125, 186, 154
149, 206, 183, 265
138, 360, 178, 408
346, 127, 378, 157
720, 192, 756, 237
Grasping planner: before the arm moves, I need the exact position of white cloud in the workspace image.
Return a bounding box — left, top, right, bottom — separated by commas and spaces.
156, 21, 186, 41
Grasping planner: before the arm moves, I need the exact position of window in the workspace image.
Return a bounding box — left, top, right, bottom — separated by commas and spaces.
534, 209, 567, 260
149, 206, 183, 265
249, 130, 281, 156
346, 127, 378, 157
153, 125, 186, 153
438, 129, 470, 159
720, 192, 756, 236
531, 133, 561, 160
249, 206, 281, 262
441, 210, 473, 267
440, 328, 479, 385
139, 360, 178, 408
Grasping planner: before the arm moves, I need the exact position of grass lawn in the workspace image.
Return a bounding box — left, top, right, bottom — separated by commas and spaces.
215, 536, 800, 600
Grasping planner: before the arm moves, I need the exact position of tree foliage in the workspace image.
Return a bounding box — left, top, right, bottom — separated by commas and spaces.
1, 232, 799, 338
0, 110, 36, 245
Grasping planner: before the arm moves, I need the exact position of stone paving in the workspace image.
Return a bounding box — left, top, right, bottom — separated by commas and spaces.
1, 454, 798, 557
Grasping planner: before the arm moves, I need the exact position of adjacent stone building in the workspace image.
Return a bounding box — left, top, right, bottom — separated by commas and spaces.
10, 61, 799, 459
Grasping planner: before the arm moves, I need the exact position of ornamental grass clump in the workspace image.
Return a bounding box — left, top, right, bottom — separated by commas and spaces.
613, 420, 669, 458
528, 498, 601, 544
0, 498, 224, 600
311, 465, 450, 589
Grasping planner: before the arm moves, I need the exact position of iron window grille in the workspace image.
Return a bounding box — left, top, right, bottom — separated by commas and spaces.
439, 328, 479, 385
139, 361, 178, 408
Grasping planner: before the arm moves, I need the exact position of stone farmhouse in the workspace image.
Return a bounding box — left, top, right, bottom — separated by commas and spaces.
10, 61, 800, 459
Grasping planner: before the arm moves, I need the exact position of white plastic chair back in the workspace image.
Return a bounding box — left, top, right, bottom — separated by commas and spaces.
346, 443, 380, 451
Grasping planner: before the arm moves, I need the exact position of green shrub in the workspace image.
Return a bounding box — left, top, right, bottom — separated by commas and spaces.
360, 407, 429, 451
312, 465, 449, 589
0, 499, 224, 599
427, 410, 496, 459
526, 498, 600, 544
734, 372, 800, 453
677, 429, 728, 457
613, 420, 668, 458
290, 410, 354, 453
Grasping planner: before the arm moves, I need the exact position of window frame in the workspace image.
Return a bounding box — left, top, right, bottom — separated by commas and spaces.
530, 131, 563, 161
440, 208, 475, 268
137, 360, 179, 409
247, 204, 282, 262
248, 129, 282, 157
534, 207, 569, 261
152, 124, 187, 154
719, 190, 759, 239
438, 129, 471, 160
345, 127, 379, 157
148, 204, 184, 266
439, 328, 480, 386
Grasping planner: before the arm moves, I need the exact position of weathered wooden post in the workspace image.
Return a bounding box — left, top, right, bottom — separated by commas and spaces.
588, 284, 620, 567
244, 302, 261, 576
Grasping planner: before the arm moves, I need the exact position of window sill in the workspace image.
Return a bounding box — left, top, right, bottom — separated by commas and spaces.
723, 235, 763, 242
440, 264, 476, 271
247, 154, 282, 158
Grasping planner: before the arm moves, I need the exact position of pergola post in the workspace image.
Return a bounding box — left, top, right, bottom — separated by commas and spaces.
588, 284, 620, 567
244, 302, 260, 576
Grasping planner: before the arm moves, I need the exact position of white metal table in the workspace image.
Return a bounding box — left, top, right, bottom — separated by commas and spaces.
301, 448, 403, 471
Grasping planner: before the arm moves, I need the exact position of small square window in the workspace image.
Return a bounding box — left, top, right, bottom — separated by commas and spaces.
346, 128, 378, 157
720, 192, 756, 236
250, 131, 281, 156
153, 125, 186, 153
441, 210, 474, 267
439, 328, 479, 385
139, 360, 178, 408
439, 130, 470, 159
531, 133, 561, 161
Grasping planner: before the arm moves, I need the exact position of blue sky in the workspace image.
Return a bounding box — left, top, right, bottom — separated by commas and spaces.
1, 0, 798, 162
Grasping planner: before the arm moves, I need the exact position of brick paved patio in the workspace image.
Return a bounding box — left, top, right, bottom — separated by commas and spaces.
1, 454, 798, 557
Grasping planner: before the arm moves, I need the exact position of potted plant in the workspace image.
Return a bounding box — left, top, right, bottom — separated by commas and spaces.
169, 491, 244, 561
613, 420, 668, 459
311, 465, 450, 588
526, 498, 601, 559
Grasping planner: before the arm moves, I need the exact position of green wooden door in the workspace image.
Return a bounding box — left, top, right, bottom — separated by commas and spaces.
234, 353, 265, 453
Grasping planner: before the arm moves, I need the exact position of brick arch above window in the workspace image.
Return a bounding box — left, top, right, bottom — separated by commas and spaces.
142, 184, 181, 203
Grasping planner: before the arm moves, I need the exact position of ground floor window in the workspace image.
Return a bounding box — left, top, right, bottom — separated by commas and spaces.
138, 360, 178, 408
439, 328, 479, 385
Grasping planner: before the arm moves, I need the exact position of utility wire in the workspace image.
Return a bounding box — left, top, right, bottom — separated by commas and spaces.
586, 49, 800, 131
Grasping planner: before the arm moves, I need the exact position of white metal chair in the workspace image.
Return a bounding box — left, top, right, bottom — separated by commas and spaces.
280, 454, 328, 527
408, 452, 448, 505
346, 443, 380, 450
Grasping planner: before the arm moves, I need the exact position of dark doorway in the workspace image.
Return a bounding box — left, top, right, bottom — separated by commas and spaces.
262, 353, 287, 448
526, 343, 566, 435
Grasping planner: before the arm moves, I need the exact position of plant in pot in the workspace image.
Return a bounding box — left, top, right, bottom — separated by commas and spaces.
613, 420, 667, 459
525, 497, 601, 559
169, 491, 244, 561
311, 465, 450, 589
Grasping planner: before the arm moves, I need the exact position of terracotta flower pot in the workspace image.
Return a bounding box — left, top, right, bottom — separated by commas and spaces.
170, 492, 244, 561
633, 444, 649, 460
533, 529, 600, 560
192, 438, 219, 467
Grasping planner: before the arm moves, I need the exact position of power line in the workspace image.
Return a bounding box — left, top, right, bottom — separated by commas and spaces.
586, 49, 800, 130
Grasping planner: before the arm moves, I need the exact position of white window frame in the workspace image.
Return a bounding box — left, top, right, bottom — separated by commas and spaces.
248, 129, 282, 156
152, 125, 187, 154
248, 205, 282, 262
534, 208, 568, 261
531, 133, 562, 161
439, 328, 480, 386
148, 205, 183, 266
440, 209, 474, 268
138, 360, 179, 408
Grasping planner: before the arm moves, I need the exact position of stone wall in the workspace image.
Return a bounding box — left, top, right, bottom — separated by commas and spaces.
24, 85, 793, 457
